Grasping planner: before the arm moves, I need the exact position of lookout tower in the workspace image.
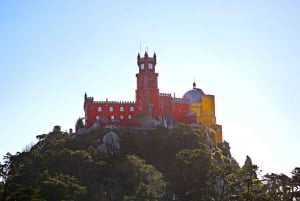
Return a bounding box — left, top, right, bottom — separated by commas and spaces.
135, 52, 159, 117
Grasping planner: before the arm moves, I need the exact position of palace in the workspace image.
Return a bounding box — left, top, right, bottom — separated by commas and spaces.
83, 52, 222, 144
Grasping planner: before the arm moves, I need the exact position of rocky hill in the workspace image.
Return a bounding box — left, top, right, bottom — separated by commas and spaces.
0, 124, 299, 201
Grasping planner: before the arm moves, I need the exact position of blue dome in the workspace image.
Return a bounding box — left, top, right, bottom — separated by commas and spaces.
183, 82, 205, 103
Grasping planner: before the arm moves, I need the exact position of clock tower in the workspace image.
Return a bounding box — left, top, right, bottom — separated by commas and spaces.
135, 51, 159, 118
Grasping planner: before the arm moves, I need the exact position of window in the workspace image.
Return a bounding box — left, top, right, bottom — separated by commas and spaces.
96, 116, 100, 120
111, 115, 114, 120
109, 106, 113, 112
141, 64, 144, 69
130, 106, 134, 112
120, 115, 124, 120
128, 115, 132, 119
120, 106, 124, 112
148, 63, 153, 69
98, 106, 102, 112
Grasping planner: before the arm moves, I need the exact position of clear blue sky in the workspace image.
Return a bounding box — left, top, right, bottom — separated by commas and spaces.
1, 1, 299, 175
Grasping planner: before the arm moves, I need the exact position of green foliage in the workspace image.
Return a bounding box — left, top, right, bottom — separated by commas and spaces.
0, 124, 299, 201
3, 185, 45, 201
38, 171, 86, 201
173, 149, 215, 200
126, 155, 166, 201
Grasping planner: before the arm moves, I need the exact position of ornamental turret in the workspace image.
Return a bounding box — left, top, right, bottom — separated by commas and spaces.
135, 51, 159, 117
137, 51, 157, 73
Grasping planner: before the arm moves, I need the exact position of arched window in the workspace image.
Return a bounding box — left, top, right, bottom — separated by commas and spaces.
98, 106, 102, 112
120, 106, 124, 112
128, 115, 132, 119
109, 106, 113, 112
120, 115, 124, 120
130, 106, 134, 112
111, 115, 114, 120
148, 63, 153, 69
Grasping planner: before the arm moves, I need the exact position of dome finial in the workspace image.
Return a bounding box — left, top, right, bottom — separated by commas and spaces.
193, 81, 196, 88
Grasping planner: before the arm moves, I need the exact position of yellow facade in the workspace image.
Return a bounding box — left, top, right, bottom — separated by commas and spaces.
190, 94, 223, 144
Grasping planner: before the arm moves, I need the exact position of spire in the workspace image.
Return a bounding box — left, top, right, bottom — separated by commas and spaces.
144, 51, 148, 57
193, 81, 196, 88
137, 53, 141, 65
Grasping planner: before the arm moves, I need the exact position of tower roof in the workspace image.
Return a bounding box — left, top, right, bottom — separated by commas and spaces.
137, 51, 157, 66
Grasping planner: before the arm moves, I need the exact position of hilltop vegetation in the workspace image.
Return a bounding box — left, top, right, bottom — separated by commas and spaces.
0, 124, 299, 201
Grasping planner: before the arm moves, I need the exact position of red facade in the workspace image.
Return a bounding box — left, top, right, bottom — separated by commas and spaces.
83, 52, 194, 128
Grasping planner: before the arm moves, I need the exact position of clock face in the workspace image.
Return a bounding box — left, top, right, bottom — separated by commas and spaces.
141, 64, 144, 69
148, 63, 153, 69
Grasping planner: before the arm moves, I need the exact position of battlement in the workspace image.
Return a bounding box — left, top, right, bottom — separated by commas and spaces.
159, 93, 172, 97
86, 100, 136, 105
137, 51, 157, 66
85, 96, 94, 102
173, 97, 187, 102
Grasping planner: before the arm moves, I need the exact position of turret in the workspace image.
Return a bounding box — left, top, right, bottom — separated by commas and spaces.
135, 51, 159, 118
137, 51, 157, 72
137, 53, 141, 65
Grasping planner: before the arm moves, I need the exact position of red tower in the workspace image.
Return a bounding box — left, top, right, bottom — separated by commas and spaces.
135, 52, 160, 118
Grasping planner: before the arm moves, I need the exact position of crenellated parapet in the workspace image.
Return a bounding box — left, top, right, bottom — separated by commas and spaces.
159, 93, 172, 97
85, 93, 136, 105
91, 101, 136, 105
172, 97, 187, 102
84, 93, 94, 102
85, 97, 94, 102
137, 51, 157, 66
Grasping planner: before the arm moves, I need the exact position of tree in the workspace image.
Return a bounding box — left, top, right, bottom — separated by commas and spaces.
263, 173, 294, 201
38, 171, 86, 201
3, 185, 45, 201
0, 153, 12, 183
214, 162, 243, 201
70, 150, 93, 184
241, 155, 269, 201
292, 167, 300, 200
127, 155, 166, 201
172, 149, 215, 201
